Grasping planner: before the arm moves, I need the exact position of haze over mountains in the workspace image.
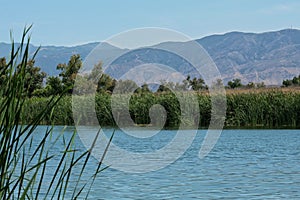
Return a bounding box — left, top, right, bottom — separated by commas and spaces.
1, 29, 300, 85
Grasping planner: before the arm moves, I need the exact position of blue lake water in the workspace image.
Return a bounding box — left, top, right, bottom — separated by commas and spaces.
31, 127, 300, 199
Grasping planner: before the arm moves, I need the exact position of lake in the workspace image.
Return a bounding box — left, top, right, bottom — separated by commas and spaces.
31, 127, 300, 199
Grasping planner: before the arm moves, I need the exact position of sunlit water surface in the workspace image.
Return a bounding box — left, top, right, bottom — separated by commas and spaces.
29, 127, 300, 199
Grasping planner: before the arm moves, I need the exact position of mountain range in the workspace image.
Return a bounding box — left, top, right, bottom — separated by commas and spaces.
1, 29, 300, 85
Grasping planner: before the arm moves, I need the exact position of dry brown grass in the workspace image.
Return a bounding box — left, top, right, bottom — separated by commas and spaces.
225, 86, 300, 95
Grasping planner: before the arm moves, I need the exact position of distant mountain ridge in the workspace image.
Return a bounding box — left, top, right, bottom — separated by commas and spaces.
1, 29, 300, 85
197, 29, 300, 85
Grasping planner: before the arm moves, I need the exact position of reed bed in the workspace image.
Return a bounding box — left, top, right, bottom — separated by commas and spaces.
22, 89, 300, 129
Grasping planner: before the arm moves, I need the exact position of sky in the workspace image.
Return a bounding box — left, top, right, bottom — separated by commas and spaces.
1, 0, 300, 46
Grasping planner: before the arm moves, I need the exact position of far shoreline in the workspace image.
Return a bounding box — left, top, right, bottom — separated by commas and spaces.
30, 124, 300, 131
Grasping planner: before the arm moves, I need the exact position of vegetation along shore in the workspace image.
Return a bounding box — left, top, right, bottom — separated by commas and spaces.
2, 51, 299, 129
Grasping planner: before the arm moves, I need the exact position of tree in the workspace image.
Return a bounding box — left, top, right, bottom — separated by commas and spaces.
292, 76, 300, 85
211, 78, 224, 90
282, 75, 300, 87
157, 84, 171, 93
156, 81, 175, 93
57, 54, 82, 94
174, 77, 190, 91
228, 78, 242, 89
88, 61, 103, 84
256, 82, 265, 88
44, 76, 64, 96
188, 77, 207, 91
246, 82, 255, 89
283, 79, 293, 87
16, 59, 46, 97
86, 61, 117, 93
135, 83, 151, 94
97, 73, 116, 93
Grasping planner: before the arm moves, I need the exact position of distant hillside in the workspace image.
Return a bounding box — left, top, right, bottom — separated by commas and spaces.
1, 29, 300, 85
198, 29, 300, 85
0, 42, 99, 76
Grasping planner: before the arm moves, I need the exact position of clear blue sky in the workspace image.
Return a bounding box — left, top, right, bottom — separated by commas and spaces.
1, 0, 300, 46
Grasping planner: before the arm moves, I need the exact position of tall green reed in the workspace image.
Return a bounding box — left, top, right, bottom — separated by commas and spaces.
0, 26, 111, 199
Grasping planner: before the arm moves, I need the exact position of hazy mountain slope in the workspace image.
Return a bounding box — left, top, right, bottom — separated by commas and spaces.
1, 29, 300, 85
197, 29, 300, 84
0, 42, 99, 76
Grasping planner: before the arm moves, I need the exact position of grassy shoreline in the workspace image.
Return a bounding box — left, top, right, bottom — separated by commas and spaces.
21, 88, 300, 129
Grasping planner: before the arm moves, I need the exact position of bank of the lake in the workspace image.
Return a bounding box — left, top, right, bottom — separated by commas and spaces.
20, 89, 300, 129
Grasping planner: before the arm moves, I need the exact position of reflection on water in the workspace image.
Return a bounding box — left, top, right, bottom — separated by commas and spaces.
30, 127, 300, 199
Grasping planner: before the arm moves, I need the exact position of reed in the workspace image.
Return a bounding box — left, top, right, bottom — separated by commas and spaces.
225, 90, 300, 128
0, 27, 110, 199
21, 89, 300, 129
